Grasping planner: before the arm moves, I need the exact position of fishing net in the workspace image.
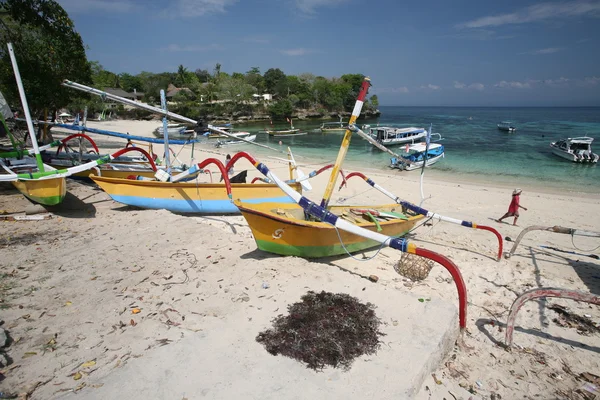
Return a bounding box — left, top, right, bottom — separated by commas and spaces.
394, 253, 434, 281
256, 291, 385, 371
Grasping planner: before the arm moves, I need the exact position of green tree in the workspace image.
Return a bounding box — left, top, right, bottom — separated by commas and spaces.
370, 94, 379, 107
118, 72, 142, 93
194, 68, 211, 83
245, 67, 264, 93
216, 75, 256, 119
0, 0, 92, 115
268, 99, 292, 119
175, 64, 188, 87
263, 68, 286, 95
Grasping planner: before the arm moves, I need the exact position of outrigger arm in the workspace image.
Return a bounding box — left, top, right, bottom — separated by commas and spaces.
340, 171, 503, 261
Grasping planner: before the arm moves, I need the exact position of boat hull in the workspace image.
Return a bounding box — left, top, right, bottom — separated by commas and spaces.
235, 201, 423, 258
12, 176, 66, 205
91, 176, 302, 214
267, 129, 300, 136
550, 147, 599, 163
401, 153, 445, 171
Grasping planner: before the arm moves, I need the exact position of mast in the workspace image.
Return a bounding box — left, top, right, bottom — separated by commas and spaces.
7, 43, 44, 171
320, 77, 371, 208
159, 90, 172, 173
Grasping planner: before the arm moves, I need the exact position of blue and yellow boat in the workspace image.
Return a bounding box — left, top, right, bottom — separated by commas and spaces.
91, 175, 302, 214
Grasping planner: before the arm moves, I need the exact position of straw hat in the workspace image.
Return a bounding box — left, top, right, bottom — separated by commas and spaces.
512, 188, 522, 195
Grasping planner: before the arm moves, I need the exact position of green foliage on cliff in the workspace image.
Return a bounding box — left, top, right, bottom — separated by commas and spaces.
88, 63, 378, 121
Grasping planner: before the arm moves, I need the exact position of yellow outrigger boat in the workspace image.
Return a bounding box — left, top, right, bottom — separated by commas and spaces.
235, 201, 422, 257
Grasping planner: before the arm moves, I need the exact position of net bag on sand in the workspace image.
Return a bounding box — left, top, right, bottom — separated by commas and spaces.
394, 253, 434, 281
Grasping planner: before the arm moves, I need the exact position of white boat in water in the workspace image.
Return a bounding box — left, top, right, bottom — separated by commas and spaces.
215, 134, 257, 148
389, 143, 445, 171
368, 126, 428, 146
154, 123, 187, 137
497, 121, 516, 132
550, 137, 599, 163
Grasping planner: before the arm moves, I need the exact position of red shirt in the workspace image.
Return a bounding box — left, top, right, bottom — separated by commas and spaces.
508, 195, 520, 213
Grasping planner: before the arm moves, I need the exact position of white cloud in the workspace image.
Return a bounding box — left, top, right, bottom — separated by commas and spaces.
420, 84, 441, 90
173, 0, 237, 17
523, 47, 564, 55
162, 44, 223, 52
372, 87, 410, 94
454, 81, 485, 90
295, 0, 350, 14
59, 0, 134, 13
280, 48, 312, 56
494, 80, 532, 89
458, 1, 600, 28
243, 36, 270, 44
542, 77, 570, 87
582, 76, 600, 86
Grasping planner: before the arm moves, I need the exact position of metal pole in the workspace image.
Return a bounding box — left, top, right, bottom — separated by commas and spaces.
160, 90, 171, 173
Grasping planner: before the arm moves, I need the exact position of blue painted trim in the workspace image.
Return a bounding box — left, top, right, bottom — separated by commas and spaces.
389, 238, 408, 252
53, 124, 199, 145
108, 195, 296, 214
401, 201, 428, 216
299, 196, 338, 225
461, 221, 473, 228
366, 178, 375, 187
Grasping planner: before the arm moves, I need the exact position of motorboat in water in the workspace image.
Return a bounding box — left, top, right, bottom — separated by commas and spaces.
390, 143, 445, 171
368, 126, 428, 146
215, 134, 257, 148
153, 123, 187, 137
550, 136, 599, 163
497, 121, 516, 132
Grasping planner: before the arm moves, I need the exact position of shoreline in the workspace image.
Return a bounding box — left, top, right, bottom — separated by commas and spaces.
49, 119, 600, 199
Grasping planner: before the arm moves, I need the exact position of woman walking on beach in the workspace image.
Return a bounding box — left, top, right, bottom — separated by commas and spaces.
497, 188, 527, 226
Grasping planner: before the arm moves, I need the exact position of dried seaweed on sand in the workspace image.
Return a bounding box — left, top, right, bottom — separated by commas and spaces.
256, 291, 385, 371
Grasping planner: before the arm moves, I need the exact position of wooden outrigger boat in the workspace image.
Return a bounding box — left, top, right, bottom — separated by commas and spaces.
266, 118, 301, 136
93, 176, 301, 214
61, 82, 305, 214
234, 78, 427, 257
235, 201, 421, 257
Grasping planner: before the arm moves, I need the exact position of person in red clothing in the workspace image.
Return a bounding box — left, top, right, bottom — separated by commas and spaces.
497, 188, 527, 225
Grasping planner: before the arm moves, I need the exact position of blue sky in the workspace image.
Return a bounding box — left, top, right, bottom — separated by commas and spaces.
58, 0, 600, 106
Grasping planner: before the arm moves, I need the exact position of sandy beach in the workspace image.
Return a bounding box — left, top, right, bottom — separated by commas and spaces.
1, 119, 599, 399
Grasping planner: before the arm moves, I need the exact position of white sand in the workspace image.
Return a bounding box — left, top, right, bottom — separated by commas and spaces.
1, 119, 599, 399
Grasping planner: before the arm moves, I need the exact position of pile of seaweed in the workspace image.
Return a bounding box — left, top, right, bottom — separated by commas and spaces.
256, 290, 384, 371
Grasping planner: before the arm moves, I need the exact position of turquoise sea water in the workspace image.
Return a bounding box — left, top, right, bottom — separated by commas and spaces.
236, 107, 600, 194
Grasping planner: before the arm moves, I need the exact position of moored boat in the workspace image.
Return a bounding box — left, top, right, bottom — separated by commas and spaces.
266, 118, 301, 136
235, 200, 423, 257
550, 137, 599, 163
319, 117, 346, 133
215, 134, 257, 148
390, 143, 445, 171
368, 126, 427, 146
497, 121, 516, 132
153, 123, 187, 137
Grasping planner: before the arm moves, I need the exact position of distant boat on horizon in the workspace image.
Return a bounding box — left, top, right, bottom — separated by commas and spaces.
497, 121, 516, 132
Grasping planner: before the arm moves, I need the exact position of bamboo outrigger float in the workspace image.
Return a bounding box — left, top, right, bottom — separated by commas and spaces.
506, 225, 600, 258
